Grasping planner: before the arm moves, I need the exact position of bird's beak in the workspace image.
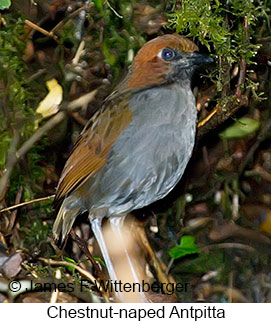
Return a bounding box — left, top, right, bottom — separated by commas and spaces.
188, 52, 214, 66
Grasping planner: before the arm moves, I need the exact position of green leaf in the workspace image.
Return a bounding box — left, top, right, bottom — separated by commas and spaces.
102, 41, 116, 66
63, 257, 78, 265
169, 235, 199, 260
93, 257, 105, 267
219, 117, 260, 139
63, 257, 78, 275
0, 0, 11, 10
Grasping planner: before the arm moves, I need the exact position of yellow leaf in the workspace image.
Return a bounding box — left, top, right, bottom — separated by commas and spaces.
36, 79, 63, 118
259, 210, 271, 236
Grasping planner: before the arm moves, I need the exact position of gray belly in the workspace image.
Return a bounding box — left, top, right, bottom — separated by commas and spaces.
81, 84, 197, 216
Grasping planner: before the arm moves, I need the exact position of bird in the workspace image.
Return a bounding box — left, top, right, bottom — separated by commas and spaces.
53, 34, 212, 300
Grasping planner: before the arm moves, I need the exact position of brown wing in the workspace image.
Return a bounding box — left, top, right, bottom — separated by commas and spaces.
55, 92, 133, 202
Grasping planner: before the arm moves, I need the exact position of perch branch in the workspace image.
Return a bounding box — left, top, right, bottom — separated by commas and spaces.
196, 94, 248, 139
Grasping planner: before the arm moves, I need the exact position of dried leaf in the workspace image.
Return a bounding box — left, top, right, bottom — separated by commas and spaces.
36, 79, 63, 118
0, 252, 23, 278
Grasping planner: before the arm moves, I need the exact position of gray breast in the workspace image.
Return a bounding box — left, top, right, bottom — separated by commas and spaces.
85, 83, 197, 216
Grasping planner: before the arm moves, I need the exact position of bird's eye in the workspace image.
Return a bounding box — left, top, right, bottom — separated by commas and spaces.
161, 48, 175, 61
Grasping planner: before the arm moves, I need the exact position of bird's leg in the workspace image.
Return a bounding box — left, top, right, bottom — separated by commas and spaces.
107, 216, 149, 302
109, 216, 141, 283
91, 217, 122, 300
91, 216, 148, 302
109, 217, 146, 282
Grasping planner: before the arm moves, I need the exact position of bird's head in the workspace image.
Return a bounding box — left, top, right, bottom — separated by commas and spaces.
127, 34, 213, 90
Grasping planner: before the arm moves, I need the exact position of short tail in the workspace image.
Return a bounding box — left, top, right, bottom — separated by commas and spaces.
53, 195, 84, 246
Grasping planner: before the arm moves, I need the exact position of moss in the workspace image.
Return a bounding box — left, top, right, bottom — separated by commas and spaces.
169, 0, 266, 92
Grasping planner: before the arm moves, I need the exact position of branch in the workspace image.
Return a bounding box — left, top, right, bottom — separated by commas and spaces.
25, 20, 60, 45
197, 94, 248, 139
38, 257, 110, 302
0, 130, 20, 201
235, 17, 248, 97
7, 186, 23, 232
0, 195, 55, 214
50, 5, 92, 34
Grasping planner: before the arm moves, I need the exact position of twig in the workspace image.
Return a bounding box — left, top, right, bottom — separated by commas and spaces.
21, 262, 39, 279
0, 130, 20, 201
0, 195, 55, 213
27, 69, 47, 83
212, 284, 248, 302
70, 229, 101, 274
260, 274, 271, 289
71, 112, 88, 126
135, 221, 171, 285
7, 186, 23, 232
166, 258, 174, 275
228, 272, 233, 303
196, 84, 217, 112
51, 5, 91, 34
17, 111, 66, 159
235, 17, 248, 97
104, 0, 123, 18
4, 118, 60, 200
50, 269, 61, 303
251, 165, 271, 182
72, 41, 85, 66
39, 257, 109, 302
68, 41, 87, 105
235, 58, 246, 97
67, 90, 97, 110
25, 19, 60, 44
209, 222, 271, 246
201, 242, 256, 253
196, 95, 248, 139
258, 36, 271, 42
238, 139, 261, 174
238, 119, 271, 174
197, 106, 219, 128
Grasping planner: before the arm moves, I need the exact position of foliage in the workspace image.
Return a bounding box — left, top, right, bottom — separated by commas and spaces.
0, 17, 27, 139
169, 0, 265, 91
0, 0, 11, 10
219, 117, 260, 139
169, 235, 199, 259
0, 15, 44, 201
92, 0, 149, 78
19, 218, 50, 247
